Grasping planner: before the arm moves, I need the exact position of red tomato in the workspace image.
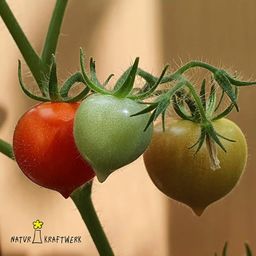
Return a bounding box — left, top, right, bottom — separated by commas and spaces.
13, 102, 95, 198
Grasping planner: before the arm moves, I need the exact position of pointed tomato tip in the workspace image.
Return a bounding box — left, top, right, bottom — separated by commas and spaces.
96, 172, 108, 183
59, 190, 72, 199
192, 207, 205, 217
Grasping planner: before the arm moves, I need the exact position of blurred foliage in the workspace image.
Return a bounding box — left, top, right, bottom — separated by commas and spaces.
214, 242, 252, 256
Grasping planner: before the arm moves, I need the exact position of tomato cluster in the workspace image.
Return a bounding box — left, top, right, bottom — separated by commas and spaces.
13, 53, 252, 215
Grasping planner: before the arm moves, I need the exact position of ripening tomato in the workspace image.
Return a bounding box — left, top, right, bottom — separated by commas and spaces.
143, 118, 247, 216
13, 102, 95, 198
74, 94, 153, 182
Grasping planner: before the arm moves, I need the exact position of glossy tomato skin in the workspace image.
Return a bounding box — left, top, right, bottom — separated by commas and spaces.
143, 118, 247, 215
74, 94, 153, 182
13, 102, 95, 198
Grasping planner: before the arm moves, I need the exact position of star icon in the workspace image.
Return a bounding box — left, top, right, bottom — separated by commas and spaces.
33, 220, 44, 230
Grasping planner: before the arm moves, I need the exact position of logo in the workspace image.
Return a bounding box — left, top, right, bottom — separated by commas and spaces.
32, 219, 43, 244
10, 219, 82, 244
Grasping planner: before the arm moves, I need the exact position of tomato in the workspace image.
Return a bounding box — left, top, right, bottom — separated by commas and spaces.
143, 118, 247, 216
13, 102, 95, 198
74, 94, 153, 182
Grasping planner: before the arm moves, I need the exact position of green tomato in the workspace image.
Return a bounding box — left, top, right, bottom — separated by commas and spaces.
74, 94, 153, 182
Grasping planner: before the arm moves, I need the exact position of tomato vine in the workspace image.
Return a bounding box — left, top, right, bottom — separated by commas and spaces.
0, 0, 256, 255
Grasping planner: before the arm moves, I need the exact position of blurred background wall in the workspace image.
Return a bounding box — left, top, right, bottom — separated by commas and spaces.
0, 0, 256, 255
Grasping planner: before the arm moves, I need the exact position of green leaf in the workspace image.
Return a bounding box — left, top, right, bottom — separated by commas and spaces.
113, 57, 139, 98
18, 60, 49, 102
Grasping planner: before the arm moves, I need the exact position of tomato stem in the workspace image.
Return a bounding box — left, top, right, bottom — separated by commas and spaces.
0, 0, 45, 94
41, 0, 68, 70
0, 139, 14, 160
161, 61, 219, 83
71, 182, 115, 256
0, 0, 68, 97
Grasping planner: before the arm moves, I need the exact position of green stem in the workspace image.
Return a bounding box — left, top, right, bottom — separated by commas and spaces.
0, 0, 45, 94
71, 182, 115, 256
0, 139, 14, 160
41, 0, 68, 69
161, 61, 219, 84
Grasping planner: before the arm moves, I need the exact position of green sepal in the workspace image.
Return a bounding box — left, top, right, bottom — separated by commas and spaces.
206, 84, 217, 117
225, 71, 256, 86
103, 74, 114, 87
161, 111, 166, 131
212, 102, 235, 121
60, 72, 85, 98
214, 70, 238, 111
80, 48, 110, 95
200, 79, 206, 110
63, 87, 90, 103
89, 58, 103, 87
113, 58, 139, 98
18, 60, 49, 102
180, 91, 197, 116
215, 89, 225, 112
190, 122, 228, 153
137, 68, 157, 91
129, 65, 169, 100
114, 66, 132, 91
215, 132, 235, 143
172, 94, 193, 121
189, 127, 206, 153
144, 97, 170, 131
212, 87, 238, 121
130, 102, 158, 116
48, 55, 60, 101
206, 123, 226, 152
131, 80, 185, 130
